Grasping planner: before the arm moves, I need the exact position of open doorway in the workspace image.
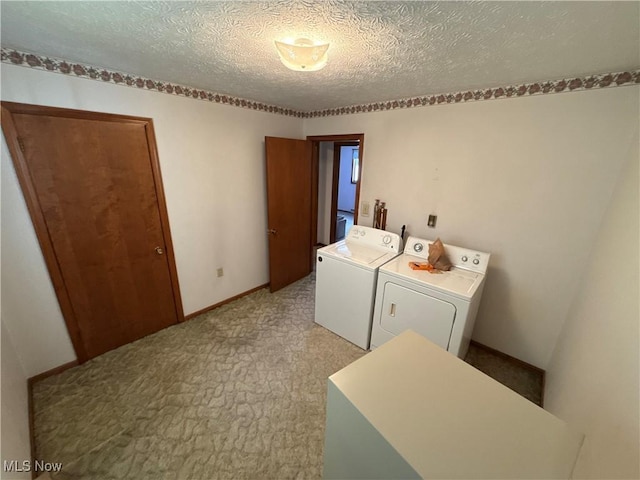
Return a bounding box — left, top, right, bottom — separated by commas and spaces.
308, 134, 364, 248
332, 142, 359, 241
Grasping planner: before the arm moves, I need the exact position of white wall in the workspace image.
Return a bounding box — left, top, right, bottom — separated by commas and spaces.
1, 64, 302, 376
544, 135, 639, 479
2, 62, 638, 375
1, 321, 32, 479
1, 136, 77, 374
304, 86, 639, 368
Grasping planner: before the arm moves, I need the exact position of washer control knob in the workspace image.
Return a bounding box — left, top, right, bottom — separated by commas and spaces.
461, 255, 468, 262
473, 258, 480, 265
382, 234, 391, 244
413, 243, 424, 253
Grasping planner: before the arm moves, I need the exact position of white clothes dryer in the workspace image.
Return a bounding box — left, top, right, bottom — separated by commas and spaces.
370, 237, 490, 358
315, 226, 402, 349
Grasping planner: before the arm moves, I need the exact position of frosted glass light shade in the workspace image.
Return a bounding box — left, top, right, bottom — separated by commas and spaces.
274, 38, 329, 72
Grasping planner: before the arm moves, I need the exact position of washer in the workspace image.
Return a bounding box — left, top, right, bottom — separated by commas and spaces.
315, 226, 402, 349
370, 236, 490, 358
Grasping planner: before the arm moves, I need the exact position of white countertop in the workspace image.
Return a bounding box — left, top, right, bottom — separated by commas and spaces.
329, 330, 584, 479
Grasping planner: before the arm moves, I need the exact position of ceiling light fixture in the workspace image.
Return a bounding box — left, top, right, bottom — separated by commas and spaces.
274, 38, 329, 72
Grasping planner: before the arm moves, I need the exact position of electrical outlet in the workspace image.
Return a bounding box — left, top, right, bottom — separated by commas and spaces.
217, 268, 224, 278
428, 215, 437, 228
361, 201, 370, 217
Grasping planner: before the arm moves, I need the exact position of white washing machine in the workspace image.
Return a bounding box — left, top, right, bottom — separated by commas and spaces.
315, 226, 402, 349
370, 236, 490, 358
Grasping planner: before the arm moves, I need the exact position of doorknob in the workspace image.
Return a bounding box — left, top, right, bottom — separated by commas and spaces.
267, 229, 277, 235
155, 246, 164, 255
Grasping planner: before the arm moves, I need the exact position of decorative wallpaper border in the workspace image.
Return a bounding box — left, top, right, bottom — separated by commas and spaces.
0, 48, 304, 117
304, 69, 640, 118
2, 47, 638, 118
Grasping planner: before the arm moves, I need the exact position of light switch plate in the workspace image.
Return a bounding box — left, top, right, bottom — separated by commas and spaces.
361, 201, 370, 217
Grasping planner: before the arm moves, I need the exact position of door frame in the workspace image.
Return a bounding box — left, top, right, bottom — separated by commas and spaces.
1, 102, 184, 363
308, 133, 364, 268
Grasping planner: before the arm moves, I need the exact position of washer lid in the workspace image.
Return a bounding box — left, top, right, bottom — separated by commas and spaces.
319, 240, 399, 270
380, 253, 485, 301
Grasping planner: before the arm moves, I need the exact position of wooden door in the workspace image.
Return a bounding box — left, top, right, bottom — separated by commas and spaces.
1, 102, 183, 362
265, 137, 312, 292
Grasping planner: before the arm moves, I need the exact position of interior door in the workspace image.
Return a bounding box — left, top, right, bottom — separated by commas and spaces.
1, 102, 183, 362
265, 136, 312, 292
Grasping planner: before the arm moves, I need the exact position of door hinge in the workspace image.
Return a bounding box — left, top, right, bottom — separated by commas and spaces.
17, 137, 25, 153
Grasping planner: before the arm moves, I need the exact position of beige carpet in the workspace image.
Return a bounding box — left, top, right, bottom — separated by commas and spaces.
464, 344, 544, 406
33, 272, 543, 479
33, 273, 365, 479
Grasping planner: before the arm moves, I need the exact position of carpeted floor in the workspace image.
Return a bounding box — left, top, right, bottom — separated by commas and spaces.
464, 343, 544, 406
33, 272, 542, 479
33, 274, 364, 479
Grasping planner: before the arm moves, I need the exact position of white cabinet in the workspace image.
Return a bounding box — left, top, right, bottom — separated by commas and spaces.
324, 331, 584, 479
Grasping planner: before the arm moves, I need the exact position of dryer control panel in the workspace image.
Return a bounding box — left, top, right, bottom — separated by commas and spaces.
347, 226, 403, 252
404, 237, 490, 274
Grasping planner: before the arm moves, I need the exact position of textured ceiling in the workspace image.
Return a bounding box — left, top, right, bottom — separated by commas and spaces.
1, 1, 639, 111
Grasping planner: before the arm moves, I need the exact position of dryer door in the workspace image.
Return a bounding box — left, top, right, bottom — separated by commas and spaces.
380, 283, 456, 350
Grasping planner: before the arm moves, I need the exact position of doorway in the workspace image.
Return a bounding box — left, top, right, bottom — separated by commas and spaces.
263, 133, 363, 287
308, 134, 364, 248
332, 142, 359, 242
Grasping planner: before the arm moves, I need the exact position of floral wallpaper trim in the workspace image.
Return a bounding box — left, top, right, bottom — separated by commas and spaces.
2, 47, 638, 118
303, 70, 640, 118
0, 48, 304, 117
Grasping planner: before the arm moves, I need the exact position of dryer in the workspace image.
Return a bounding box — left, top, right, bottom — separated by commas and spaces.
315, 226, 402, 349
370, 237, 490, 358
